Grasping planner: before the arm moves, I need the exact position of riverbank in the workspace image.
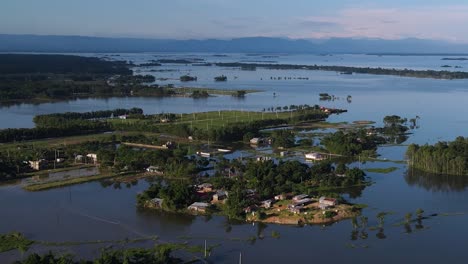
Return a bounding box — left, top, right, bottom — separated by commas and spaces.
22, 170, 136, 191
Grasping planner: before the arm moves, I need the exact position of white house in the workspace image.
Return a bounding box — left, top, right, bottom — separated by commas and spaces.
28, 159, 47, 171
146, 166, 164, 175
305, 152, 325, 161
188, 202, 210, 212
319, 196, 338, 209
261, 199, 274, 209
86, 153, 98, 164
250, 137, 263, 144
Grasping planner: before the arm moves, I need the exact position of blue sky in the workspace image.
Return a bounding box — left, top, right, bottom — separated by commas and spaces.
1, 0, 468, 42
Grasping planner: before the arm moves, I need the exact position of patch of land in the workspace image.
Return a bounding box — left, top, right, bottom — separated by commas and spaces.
365, 167, 398, 174
247, 200, 361, 225
23, 169, 125, 191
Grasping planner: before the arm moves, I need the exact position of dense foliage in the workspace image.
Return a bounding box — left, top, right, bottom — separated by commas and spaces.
0, 54, 130, 75
0, 122, 110, 143
137, 180, 196, 210
271, 129, 295, 148
321, 130, 381, 156
406, 137, 468, 175
13, 245, 179, 264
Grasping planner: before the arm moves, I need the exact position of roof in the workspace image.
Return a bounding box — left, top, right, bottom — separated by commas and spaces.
293, 194, 309, 200
189, 202, 210, 208
293, 198, 312, 206
215, 190, 227, 196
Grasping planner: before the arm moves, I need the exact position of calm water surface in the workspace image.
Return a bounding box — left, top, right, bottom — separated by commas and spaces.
1, 53, 468, 263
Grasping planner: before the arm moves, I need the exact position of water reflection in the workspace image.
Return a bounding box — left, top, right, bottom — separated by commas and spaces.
137, 208, 196, 227
405, 168, 468, 192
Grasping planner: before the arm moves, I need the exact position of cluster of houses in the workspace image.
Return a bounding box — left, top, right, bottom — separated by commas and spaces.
26, 153, 99, 172
75, 153, 98, 165
287, 194, 338, 214
182, 183, 231, 213
147, 180, 338, 216
287, 194, 314, 214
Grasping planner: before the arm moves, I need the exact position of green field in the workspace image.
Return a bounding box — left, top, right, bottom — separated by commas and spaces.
110, 110, 323, 131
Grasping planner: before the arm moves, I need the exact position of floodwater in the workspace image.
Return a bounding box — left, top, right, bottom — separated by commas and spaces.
1, 53, 468, 263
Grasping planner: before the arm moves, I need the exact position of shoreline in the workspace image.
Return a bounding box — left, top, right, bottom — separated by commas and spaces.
0, 87, 262, 107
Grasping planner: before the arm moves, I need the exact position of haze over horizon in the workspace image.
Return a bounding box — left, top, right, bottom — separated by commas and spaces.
2, 0, 468, 43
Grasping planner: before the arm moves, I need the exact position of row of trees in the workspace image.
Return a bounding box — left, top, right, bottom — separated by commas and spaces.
215, 62, 468, 79
33, 108, 143, 126
0, 121, 111, 143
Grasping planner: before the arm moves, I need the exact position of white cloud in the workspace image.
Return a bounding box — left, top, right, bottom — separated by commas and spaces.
296, 5, 468, 42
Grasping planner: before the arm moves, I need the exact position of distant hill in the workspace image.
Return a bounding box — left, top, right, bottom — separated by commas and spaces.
1, 34, 468, 54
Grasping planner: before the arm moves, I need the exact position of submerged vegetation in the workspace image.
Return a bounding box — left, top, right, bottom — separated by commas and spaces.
0, 232, 33, 253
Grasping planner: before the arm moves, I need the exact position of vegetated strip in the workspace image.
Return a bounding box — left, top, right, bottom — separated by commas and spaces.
23, 171, 134, 191
365, 167, 398, 174
172, 87, 261, 96
215, 62, 468, 79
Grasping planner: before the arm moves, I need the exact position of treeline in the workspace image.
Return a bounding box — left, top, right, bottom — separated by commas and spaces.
0, 76, 177, 101
191, 119, 287, 142
0, 109, 146, 142
0, 54, 131, 75
0, 54, 185, 102
33, 108, 143, 126
13, 245, 180, 264
215, 62, 468, 79
0, 121, 110, 143
406, 137, 467, 176
110, 74, 156, 85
